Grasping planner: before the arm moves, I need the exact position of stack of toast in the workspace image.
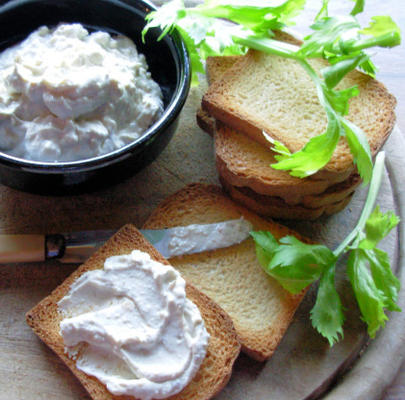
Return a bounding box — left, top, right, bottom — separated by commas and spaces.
198, 34, 396, 220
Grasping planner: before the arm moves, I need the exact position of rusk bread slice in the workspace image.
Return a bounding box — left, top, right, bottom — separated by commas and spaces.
215, 122, 357, 205
219, 176, 354, 221
205, 55, 242, 86
196, 55, 241, 136
143, 183, 307, 361
199, 55, 358, 206
196, 107, 216, 137
199, 54, 360, 213
203, 30, 300, 85
26, 224, 241, 400
299, 174, 360, 209
202, 49, 396, 180
196, 110, 360, 208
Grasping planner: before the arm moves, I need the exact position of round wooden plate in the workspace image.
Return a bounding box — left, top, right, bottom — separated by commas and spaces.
0, 0, 404, 397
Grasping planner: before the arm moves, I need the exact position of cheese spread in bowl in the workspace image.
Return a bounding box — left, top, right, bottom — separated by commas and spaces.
0, 0, 190, 194
0, 23, 163, 162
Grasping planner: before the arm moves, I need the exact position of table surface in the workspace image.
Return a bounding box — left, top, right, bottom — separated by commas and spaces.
0, 1, 404, 399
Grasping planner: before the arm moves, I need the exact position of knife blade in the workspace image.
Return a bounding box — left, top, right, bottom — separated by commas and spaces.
0, 219, 253, 264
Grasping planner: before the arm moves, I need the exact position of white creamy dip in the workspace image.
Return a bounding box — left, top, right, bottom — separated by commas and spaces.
167, 218, 253, 257
58, 250, 209, 400
0, 23, 163, 162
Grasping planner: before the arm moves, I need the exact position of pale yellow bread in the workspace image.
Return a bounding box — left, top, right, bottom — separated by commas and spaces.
205, 55, 242, 86
204, 30, 301, 86
143, 183, 307, 361
219, 176, 354, 221
196, 56, 241, 136
196, 110, 360, 209
197, 107, 359, 206
200, 51, 359, 209
202, 49, 396, 180
198, 49, 363, 213
26, 224, 241, 400
215, 122, 359, 205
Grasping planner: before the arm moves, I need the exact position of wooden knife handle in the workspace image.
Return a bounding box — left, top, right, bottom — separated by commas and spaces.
0, 234, 45, 263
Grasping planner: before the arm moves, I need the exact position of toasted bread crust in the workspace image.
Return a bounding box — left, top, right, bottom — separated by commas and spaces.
215, 122, 357, 200
219, 177, 354, 220
143, 183, 307, 361
196, 108, 216, 137
26, 224, 241, 400
300, 174, 360, 208
197, 108, 359, 208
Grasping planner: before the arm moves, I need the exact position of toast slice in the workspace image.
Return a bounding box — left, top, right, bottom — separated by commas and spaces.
205, 55, 242, 86
219, 176, 354, 220
198, 51, 361, 215
202, 49, 396, 180
197, 114, 361, 216
215, 122, 358, 205
143, 183, 307, 361
26, 224, 241, 400
196, 56, 241, 137
197, 106, 359, 208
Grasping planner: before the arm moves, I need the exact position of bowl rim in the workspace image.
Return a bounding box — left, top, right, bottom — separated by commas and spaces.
0, 0, 191, 173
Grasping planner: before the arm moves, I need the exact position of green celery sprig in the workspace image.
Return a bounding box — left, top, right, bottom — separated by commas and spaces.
251, 152, 401, 345
143, 0, 401, 182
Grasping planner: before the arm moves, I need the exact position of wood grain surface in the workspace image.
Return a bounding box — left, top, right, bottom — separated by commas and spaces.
0, 1, 404, 400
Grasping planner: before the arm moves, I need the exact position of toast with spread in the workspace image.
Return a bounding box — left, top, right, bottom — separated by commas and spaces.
26, 224, 241, 400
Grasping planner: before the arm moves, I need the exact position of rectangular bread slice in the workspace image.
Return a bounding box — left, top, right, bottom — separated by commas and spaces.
215, 122, 358, 205
219, 175, 354, 220
197, 110, 359, 209
142, 183, 308, 361
202, 48, 396, 180
26, 224, 241, 400
198, 54, 360, 209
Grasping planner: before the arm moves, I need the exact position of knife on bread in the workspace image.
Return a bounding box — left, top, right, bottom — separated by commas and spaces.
0, 219, 253, 264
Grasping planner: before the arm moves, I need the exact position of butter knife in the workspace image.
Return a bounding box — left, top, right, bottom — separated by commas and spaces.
0, 219, 252, 264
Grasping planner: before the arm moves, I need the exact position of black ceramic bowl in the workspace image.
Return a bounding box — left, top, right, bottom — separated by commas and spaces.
0, 0, 190, 194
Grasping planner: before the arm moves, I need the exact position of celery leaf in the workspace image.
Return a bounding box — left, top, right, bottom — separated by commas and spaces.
310, 264, 345, 346
347, 249, 389, 338
322, 53, 369, 88
197, 0, 306, 33
253, 154, 401, 344
365, 248, 401, 312
360, 207, 400, 249
360, 16, 401, 47
252, 231, 335, 295
342, 118, 373, 183
272, 124, 341, 178
350, 0, 365, 16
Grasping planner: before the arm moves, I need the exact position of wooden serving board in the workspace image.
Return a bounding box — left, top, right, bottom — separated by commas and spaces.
1, 0, 405, 398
